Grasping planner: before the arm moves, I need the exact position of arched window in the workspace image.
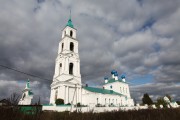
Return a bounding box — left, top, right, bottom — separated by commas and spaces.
70, 30, 73, 37
62, 43, 64, 51
59, 63, 62, 74
70, 42, 74, 51
64, 31, 66, 36
69, 63, 73, 75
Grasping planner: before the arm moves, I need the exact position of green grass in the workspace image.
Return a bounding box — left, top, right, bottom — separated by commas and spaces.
0, 106, 180, 120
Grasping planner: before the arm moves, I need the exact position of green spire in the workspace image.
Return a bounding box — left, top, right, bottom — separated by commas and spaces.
66, 18, 74, 28
66, 10, 74, 28
26, 79, 30, 89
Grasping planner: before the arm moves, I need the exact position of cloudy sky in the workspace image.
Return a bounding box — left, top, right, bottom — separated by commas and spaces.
0, 0, 180, 104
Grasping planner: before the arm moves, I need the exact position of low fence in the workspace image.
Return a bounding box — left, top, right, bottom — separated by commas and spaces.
0, 105, 42, 114
19, 105, 42, 114
42, 105, 148, 113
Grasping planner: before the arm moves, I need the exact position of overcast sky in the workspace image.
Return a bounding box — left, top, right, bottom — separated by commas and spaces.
0, 0, 180, 104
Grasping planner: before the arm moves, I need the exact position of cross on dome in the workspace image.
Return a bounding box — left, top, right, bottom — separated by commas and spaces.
66, 10, 74, 28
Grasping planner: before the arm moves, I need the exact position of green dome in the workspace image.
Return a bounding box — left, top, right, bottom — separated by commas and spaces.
66, 18, 74, 28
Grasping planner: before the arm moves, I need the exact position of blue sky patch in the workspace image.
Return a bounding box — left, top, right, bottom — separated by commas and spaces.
128, 74, 154, 86
140, 18, 156, 31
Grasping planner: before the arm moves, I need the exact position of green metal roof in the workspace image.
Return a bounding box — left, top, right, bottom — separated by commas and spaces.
27, 80, 30, 88
66, 18, 74, 28
28, 91, 33, 95
83, 86, 125, 97
105, 78, 127, 84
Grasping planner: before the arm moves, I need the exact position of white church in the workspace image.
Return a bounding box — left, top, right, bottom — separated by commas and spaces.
49, 17, 134, 107
18, 80, 33, 105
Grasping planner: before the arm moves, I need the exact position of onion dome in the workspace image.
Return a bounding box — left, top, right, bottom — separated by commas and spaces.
111, 70, 116, 74
121, 75, 126, 79
114, 72, 118, 76
104, 77, 108, 80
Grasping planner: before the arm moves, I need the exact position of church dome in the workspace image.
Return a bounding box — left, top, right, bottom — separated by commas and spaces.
104, 77, 108, 80
66, 18, 74, 28
121, 75, 126, 79
111, 70, 116, 74
114, 72, 118, 76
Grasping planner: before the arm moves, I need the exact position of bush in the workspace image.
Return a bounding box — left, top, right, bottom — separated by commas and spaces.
55, 98, 64, 105
66, 103, 71, 105
77, 103, 81, 107
156, 97, 168, 108
96, 103, 101, 107
176, 101, 180, 105
142, 93, 153, 105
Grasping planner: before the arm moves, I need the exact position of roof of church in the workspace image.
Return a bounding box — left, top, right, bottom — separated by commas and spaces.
105, 78, 127, 84
104, 70, 127, 85
28, 91, 33, 95
66, 18, 74, 28
83, 86, 126, 97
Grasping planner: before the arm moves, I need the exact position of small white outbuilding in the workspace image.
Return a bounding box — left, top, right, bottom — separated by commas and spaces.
18, 80, 33, 105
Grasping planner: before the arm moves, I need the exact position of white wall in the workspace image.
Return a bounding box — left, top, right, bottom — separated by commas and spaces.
81, 89, 133, 107
103, 82, 131, 98
42, 105, 147, 113
50, 25, 81, 105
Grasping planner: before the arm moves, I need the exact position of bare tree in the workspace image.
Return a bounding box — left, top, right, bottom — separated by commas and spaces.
7, 92, 20, 105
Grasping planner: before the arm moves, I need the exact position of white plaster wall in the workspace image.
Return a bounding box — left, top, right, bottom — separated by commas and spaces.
62, 26, 77, 39
42, 106, 147, 113
103, 82, 131, 98
18, 89, 33, 105
50, 83, 81, 105
81, 89, 131, 107
50, 25, 81, 105
59, 35, 78, 54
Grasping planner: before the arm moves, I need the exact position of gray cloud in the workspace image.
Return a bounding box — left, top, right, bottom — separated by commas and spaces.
131, 83, 180, 103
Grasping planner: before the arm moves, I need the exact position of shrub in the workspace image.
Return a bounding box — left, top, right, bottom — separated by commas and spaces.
176, 101, 180, 105
156, 97, 168, 108
96, 103, 101, 107
142, 93, 153, 105
55, 98, 64, 105
77, 103, 81, 107
66, 103, 71, 105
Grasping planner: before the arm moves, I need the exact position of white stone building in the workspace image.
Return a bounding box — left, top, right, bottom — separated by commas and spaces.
18, 81, 33, 105
82, 71, 134, 107
50, 17, 82, 105
49, 17, 134, 107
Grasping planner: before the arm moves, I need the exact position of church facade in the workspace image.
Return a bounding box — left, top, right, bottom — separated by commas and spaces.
18, 81, 33, 105
49, 17, 134, 107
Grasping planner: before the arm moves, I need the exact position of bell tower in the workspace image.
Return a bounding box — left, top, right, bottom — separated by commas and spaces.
50, 16, 82, 105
